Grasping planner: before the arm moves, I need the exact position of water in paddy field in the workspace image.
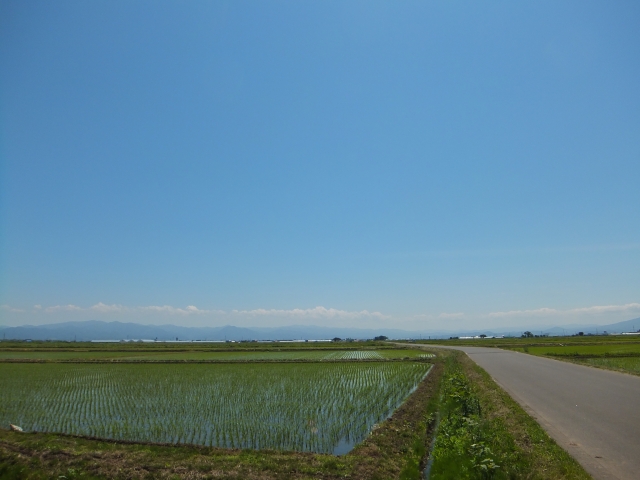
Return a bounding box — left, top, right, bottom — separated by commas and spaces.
332, 435, 356, 455
0, 362, 432, 455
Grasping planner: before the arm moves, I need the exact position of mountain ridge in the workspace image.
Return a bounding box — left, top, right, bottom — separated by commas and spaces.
1, 317, 639, 341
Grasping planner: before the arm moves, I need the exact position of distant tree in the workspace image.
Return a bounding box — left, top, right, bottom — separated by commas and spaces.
522, 331, 534, 338
374, 335, 388, 341
332, 337, 342, 342
578, 332, 584, 336
479, 334, 487, 339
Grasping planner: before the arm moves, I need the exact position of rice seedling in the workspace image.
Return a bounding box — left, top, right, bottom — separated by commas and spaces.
322, 351, 384, 360
0, 362, 430, 455
0, 349, 410, 362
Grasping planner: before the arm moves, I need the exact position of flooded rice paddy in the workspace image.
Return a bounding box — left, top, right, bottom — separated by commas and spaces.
0, 349, 420, 361
0, 362, 430, 454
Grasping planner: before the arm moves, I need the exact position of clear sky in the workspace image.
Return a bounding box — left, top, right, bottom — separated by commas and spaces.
1, 1, 639, 331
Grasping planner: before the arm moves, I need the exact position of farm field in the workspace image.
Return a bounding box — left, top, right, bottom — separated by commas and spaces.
0, 362, 430, 454
506, 343, 640, 356
0, 348, 423, 361
0, 340, 391, 351
498, 341, 640, 376
0, 343, 590, 479
570, 356, 640, 375
406, 334, 640, 348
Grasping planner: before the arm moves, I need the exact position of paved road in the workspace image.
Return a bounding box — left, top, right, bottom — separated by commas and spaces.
403, 344, 640, 480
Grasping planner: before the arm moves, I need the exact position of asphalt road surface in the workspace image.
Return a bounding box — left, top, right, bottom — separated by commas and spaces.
403, 344, 640, 480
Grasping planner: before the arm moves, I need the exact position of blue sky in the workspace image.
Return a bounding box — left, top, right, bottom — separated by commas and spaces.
1, 1, 639, 330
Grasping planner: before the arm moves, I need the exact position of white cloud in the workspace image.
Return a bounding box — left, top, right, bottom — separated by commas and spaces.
232, 306, 388, 319
20, 301, 640, 325
138, 305, 222, 315
1, 304, 25, 313
90, 303, 129, 313
34, 303, 223, 316
487, 303, 640, 318
185, 305, 209, 314
17, 302, 386, 320
486, 307, 559, 318
568, 303, 640, 314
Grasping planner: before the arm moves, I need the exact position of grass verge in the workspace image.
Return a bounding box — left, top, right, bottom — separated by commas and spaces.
427, 350, 591, 479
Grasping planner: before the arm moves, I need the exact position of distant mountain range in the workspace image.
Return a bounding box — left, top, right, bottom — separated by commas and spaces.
0, 321, 415, 342
1, 317, 639, 341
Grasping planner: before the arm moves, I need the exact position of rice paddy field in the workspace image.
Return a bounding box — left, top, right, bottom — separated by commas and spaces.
410, 334, 640, 348
570, 356, 640, 375
0, 348, 423, 361
0, 361, 430, 454
509, 343, 640, 356
0, 343, 594, 480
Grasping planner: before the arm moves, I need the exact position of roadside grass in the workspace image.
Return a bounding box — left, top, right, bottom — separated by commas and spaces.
453, 352, 590, 479
417, 349, 591, 480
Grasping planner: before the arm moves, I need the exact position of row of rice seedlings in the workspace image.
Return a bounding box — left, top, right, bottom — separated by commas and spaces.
0, 349, 399, 362
119, 350, 334, 361
322, 351, 384, 360
419, 353, 435, 358
114, 350, 387, 361
109, 350, 377, 361
0, 362, 429, 454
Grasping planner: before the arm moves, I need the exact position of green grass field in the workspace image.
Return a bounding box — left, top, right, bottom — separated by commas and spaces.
571, 356, 640, 374
496, 341, 640, 376
407, 334, 640, 348
0, 361, 429, 455
508, 343, 640, 356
